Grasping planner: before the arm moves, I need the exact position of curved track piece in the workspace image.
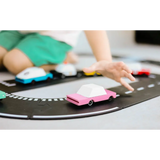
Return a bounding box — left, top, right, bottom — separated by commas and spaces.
0, 74, 160, 120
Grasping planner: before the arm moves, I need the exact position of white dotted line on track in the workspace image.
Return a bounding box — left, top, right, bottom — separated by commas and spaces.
5, 93, 67, 102
4, 80, 160, 101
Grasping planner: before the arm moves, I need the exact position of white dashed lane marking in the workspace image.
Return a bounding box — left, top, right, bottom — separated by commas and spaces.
125, 91, 133, 94
148, 84, 155, 88
116, 94, 120, 97
137, 87, 144, 91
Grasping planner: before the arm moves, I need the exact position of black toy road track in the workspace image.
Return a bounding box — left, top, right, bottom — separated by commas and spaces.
0, 74, 160, 120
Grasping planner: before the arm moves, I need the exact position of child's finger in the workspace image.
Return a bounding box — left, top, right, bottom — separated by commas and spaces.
121, 71, 135, 81
120, 78, 134, 91
115, 62, 132, 73
83, 62, 100, 73
122, 64, 132, 73
83, 66, 96, 73
83, 68, 93, 73
128, 74, 135, 81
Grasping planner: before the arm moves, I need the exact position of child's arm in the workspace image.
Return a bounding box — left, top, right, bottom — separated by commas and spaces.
83, 30, 135, 91
84, 30, 112, 62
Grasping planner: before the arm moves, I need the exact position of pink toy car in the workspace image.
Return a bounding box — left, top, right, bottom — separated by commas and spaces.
67, 84, 116, 106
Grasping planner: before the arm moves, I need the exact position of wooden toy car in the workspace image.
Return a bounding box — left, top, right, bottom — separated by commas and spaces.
50, 62, 83, 79
15, 67, 53, 84
84, 71, 101, 77
67, 84, 116, 106
126, 62, 150, 76
0, 90, 6, 101
132, 69, 150, 76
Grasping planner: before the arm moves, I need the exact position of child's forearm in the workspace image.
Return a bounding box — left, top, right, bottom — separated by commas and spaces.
84, 30, 112, 62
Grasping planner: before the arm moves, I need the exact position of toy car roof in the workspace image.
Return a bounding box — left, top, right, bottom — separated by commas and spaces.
16, 67, 46, 79
55, 63, 76, 73
77, 84, 107, 98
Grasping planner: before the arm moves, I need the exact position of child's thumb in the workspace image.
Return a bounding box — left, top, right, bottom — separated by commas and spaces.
83, 65, 96, 73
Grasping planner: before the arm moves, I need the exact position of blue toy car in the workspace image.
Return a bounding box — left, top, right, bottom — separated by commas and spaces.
15, 67, 53, 84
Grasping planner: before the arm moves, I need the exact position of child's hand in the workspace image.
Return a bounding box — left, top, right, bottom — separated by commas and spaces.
83, 60, 135, 91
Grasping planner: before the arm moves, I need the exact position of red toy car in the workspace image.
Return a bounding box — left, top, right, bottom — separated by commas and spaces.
132, 69, 150, 76
126, 62, 150, 76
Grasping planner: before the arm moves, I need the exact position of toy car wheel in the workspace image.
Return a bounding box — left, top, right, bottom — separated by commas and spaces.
47, 77, 51, 81
108, 96, 114, 102
88, 100, 94, 106
77, 72, 82, 78
93, 73, 97, 77
0, 99, 2, 102
31, 80, 36, 84
142, 73, 147, 76
61, 74, 65, 79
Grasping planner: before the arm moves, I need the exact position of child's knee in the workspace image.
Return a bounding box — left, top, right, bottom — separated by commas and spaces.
3, 49, 34, 75
0, 47, 8, 68
0, 46, 7, 60
3, 53, 22, 74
